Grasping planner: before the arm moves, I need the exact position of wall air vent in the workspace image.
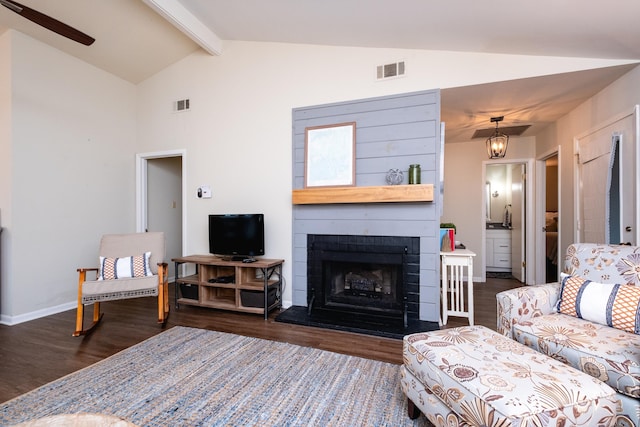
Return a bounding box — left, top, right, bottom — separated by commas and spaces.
174, 98, 190, 112
376, 61, 405, 80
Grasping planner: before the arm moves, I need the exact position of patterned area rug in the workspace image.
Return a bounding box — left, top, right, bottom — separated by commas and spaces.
0, 327, 425, 426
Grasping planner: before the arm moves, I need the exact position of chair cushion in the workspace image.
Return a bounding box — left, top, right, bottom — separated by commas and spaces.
99, 232, 165, 275
557, 273, 640, 334
99, 252, 153, 280
82, 275, 159, 303
513, 312, 640, 398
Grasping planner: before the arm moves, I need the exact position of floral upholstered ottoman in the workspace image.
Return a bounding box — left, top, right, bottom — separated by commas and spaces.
401, 325, 622, 426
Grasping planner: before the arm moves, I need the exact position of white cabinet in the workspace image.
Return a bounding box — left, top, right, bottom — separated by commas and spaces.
486, 229, 511, 272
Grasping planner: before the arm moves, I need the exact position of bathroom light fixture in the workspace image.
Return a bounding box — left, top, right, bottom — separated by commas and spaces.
486, 116, 509, 159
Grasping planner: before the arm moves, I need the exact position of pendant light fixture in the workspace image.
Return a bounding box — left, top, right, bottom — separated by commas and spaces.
486, 116, 509, 159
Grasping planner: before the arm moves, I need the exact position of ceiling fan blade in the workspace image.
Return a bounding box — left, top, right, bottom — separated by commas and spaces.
0, 0, 94, 46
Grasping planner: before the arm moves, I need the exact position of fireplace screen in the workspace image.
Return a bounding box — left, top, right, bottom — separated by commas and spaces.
307, 234, 420, 325
325, 260, 402, 313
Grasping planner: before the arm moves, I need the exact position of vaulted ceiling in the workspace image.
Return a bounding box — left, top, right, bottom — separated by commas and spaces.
1, 0, 639, 142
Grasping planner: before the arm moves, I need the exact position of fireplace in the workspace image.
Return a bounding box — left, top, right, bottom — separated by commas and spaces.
306, 234, 420, 327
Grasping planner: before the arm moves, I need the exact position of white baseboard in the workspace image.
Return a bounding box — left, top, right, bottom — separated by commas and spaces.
0, 295, 291, 326
0, 301, 76, 326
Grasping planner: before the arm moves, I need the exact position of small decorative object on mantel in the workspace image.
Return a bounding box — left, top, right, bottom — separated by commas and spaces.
408, 164, 421, 184
385, 168, 403, 185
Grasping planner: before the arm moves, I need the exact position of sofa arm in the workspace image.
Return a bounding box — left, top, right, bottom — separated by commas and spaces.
496, 283, 561, 338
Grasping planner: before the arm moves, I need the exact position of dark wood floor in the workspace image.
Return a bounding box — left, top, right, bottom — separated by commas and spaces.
0, 278, 521, 403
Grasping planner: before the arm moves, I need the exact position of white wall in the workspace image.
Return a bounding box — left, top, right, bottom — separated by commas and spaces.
0, 31, 137, 323
0, 32, 11, 315
537, 65, 640, 261
137, 40, 629, 306
2, 31, 637, 319
441, 136, 536, 281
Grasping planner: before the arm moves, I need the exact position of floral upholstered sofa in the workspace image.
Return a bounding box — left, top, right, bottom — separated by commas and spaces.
497, 243, 640, 426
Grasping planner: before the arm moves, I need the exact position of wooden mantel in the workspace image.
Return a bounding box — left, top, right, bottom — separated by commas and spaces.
292, 184, 434, 205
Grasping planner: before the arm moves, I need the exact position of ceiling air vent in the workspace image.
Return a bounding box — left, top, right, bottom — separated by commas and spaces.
174, 98, 190, 112
376, 61, 405, 80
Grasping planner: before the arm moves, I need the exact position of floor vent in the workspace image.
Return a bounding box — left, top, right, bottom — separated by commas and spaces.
376, 61, 405, 80
174, 98, 190, 112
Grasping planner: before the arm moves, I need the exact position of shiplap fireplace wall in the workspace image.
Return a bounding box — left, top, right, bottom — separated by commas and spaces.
291, 90, 443, 323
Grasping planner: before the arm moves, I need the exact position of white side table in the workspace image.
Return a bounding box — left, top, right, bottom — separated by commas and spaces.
440, 249, 476, 326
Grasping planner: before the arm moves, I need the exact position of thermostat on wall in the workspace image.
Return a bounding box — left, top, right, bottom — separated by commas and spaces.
197, 185, 211, 199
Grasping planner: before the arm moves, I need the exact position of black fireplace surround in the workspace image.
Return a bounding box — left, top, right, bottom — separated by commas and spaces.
276, 234, 437, 338
306, 234, 420, 327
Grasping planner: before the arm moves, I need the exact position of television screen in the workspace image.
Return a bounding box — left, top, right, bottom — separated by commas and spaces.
209, 214, 265, 260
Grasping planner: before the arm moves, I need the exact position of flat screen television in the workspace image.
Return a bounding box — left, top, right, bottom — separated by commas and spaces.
209, 214, 265, 261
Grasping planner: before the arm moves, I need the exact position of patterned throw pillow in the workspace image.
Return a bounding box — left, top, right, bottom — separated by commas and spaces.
99, 252, 153, 280
557, 273, 640, 334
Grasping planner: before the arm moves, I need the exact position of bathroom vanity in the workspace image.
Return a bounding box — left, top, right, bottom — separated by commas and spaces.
486, 226, 511, 273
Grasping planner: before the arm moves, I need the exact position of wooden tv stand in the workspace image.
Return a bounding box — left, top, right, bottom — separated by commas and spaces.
172, 255, 284, 319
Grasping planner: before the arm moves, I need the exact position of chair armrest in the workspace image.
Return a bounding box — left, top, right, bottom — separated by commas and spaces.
496, 282, 561, 339
77, 268, 99, 285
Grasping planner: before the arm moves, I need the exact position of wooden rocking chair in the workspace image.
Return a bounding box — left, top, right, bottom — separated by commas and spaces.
73, 232, 169, 336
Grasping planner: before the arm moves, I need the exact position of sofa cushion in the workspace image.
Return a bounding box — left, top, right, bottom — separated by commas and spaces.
403, 326, 621, 426
565, 243, 640, 285
513, 312, 640, 399
557, 273, 640, 334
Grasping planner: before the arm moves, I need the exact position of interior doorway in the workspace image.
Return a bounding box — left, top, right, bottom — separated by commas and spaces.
136, 150, 186, 281
535, 149, 561, 284
483, 159, 534, 284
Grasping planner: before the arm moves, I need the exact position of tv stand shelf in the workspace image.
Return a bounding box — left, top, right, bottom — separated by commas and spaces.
172, 255, 284, 318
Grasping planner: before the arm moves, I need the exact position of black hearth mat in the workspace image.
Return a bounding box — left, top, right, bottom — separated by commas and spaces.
275, 306, 439, 339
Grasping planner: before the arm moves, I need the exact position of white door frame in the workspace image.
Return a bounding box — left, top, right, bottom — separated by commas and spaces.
136, 149, 187, 254
535, 147, 561, 284
482, 158, 535, 284
573, 105, 639, 244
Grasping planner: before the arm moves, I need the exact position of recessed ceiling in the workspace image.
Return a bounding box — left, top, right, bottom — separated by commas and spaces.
441, 65, 638, 143
472, 125, 531, 140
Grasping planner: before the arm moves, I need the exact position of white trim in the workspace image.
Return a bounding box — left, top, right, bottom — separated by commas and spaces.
634, 105, 640, 245
535, 147, 561, 284
0, 301, 76, 326
574, 105, 639, 244
142, 0, 223, 55
535, 159, 546, 283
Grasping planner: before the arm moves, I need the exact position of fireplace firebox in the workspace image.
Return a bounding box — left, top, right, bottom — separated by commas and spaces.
307, 234, 420, 328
